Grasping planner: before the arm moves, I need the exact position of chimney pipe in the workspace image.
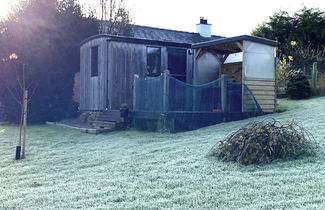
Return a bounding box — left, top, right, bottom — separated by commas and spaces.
196, 17, 211, 38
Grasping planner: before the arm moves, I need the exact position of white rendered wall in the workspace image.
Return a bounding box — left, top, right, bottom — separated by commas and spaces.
196, 24, 212, 38
243, 40, 276, 79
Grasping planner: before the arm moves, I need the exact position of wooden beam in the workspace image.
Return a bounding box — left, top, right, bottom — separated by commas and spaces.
195, 48, 204, 59
133, 74, 139, 110
260, 104, 276, 109
249, 90, 276, 96
206, 49, 229, 64
248, 85, 275, 91
222, 54, 229, 63
236, 41, 244, 51
211, 44, 238, 53
216, 54, 229, 64
256, 99, 276, 105
214, 54, 223, 63
161, 47, 168, 70
221, 75, 228, 113
244, 77, 275, 82
163, 70, 170, 113
244, 80, 275, 86
253, 95, 275, 100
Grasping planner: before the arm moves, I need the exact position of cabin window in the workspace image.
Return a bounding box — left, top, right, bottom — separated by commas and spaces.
146, 47, 161, 76
167, 48, 187, 82
91, 46, 99, 77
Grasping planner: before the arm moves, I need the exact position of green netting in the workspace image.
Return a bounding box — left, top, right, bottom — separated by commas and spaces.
168, 76, 222, 112
134, 75, 262, 114
133, 76, 164, 112
243, 85, 263, 113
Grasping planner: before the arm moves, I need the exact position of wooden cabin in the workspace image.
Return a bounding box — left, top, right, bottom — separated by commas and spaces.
79, 18, 277, 130
80, 35, 194, 111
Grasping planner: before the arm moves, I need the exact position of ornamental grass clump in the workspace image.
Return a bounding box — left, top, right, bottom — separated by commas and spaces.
210, 119, 318, 165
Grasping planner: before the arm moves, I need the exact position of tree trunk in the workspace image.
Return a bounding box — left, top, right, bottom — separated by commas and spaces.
21, 90, 28, 159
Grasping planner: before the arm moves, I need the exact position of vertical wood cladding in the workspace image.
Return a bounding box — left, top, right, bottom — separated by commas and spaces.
80, 37, 107, 110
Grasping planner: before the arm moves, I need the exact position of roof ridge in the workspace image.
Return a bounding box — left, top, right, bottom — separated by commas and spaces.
134, 24, 223, 38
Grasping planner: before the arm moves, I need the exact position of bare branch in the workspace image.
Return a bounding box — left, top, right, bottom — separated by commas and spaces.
15, 65, 23, 91
294, 44, 325, 62
99, 0, 132, 35
5, 85, 22, 106
27, 83, 38, 102
0, 75, 21, 105
26, 81, 34, 90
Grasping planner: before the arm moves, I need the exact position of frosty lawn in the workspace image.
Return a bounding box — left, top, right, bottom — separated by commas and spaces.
1, 97, 325, 209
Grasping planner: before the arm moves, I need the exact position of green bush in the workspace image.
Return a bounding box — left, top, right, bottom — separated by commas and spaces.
286, 71, 312, 99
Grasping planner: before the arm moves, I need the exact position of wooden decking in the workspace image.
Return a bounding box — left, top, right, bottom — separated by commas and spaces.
46, 120, 111, 134
47, 110, 124, 134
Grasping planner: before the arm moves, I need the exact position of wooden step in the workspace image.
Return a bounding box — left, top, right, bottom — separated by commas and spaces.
92, 121, 116, 130
97, 110, 122, 123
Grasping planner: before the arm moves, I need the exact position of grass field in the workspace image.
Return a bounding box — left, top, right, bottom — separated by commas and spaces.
1, 97, 325, 209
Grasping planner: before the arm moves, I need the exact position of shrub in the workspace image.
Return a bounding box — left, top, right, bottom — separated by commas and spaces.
210, 119, 318, 165
286, 71, 312, 99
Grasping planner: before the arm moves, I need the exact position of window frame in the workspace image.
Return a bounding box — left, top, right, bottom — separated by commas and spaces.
146, 46, 162, 77
91, 46, 99, 77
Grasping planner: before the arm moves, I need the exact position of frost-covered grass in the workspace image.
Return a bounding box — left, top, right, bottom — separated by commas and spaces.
0, 97, 325, 209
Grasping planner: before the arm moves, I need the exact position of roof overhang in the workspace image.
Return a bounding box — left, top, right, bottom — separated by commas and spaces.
80, 34, 277, 54
80, 34, 192, 48
191, 35, 277, 54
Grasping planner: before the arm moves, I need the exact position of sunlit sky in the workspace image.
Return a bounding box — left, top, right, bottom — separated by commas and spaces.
0, 0, 15, 18
1, 0, 324, 36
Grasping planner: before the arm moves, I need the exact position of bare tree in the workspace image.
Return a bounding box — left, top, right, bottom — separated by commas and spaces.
1, 55, 37, 159
291, 44, 325, 94
99, 0, 133, 36
294, 44, 325, 62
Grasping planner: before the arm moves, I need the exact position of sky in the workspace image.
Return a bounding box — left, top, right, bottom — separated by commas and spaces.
1, 0, 324, 36
80, 0, 324, 36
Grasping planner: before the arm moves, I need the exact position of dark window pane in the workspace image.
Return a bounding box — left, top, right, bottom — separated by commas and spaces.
91, 46, 99, 77
146, 47, 161, 76
168, 48, 187, 82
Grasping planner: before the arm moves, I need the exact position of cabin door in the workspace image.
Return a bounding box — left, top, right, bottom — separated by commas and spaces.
167, 48, 187, 82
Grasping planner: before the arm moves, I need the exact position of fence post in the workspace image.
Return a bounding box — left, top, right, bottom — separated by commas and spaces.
312, 62, 318, 94
163, 70, 170, 113
133, 74, 139, 111
158, 70, 171, 132
221, 74, 228, 113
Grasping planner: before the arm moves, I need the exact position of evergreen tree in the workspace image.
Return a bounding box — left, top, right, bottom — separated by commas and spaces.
252, 7, 325, 69
0, 0, 98, 123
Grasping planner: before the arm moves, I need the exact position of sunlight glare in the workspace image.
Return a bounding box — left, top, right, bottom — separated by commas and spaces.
0, 0, 18, 19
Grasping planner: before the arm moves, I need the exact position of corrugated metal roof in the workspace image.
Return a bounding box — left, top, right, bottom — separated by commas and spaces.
133, 25, 224, 44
